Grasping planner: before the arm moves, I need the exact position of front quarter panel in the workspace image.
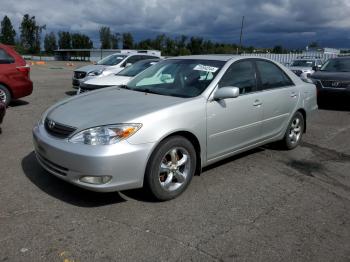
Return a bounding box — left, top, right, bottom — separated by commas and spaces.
126, 96, 208, 165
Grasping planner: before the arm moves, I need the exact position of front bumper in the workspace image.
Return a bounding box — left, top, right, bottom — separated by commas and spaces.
32, 124, 155, 192
72, 78, 81, 89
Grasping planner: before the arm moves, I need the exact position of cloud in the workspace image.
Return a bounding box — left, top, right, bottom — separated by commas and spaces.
0, 0, 349, 48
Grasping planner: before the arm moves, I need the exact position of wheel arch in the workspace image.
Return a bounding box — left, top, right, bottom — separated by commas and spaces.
146, 130, 202, 177
296, 108, 307, 133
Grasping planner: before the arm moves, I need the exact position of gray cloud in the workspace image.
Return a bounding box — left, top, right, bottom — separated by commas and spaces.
1, 0, 349, 48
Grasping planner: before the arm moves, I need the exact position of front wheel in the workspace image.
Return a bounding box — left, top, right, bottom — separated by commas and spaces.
145, 136, 197, 201
281, 111, 304, 150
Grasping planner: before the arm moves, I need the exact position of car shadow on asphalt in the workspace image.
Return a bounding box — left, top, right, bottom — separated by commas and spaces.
318, 100, 350, 111
65, 91, 77, 96
9, 100, 29, 107
22, 151, 128, 207
201, 147, 265, 172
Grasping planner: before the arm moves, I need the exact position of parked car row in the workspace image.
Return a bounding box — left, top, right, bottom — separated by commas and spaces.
2, 43, 347, 201
72, 52, 161, 92
289, 56, 350, 103
77, 58, 160, 94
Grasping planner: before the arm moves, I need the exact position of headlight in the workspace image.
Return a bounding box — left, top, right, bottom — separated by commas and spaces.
87, 69, 104, 76
69, 124, 142, 145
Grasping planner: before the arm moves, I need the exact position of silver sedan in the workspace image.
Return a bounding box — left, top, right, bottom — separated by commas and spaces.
33, 55, 317, 201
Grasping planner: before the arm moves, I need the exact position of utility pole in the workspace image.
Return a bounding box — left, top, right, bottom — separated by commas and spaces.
239, 16, 245, 54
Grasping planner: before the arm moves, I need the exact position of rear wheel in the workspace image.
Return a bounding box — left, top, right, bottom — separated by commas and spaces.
145, 136, 196, 201
281, 111, 304, 150
0, 85, 11, 106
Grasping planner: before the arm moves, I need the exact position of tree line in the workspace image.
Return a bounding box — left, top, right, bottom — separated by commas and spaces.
0, 14, 306, 56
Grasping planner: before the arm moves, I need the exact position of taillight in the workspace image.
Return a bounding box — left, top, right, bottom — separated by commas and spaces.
16, 65, 30, 78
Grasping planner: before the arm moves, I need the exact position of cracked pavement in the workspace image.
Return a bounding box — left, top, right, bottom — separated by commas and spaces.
0, 62, 349, 261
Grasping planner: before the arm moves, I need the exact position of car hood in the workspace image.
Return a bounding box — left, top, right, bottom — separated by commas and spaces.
311, 71, 350, 80
46, 87, 186, 130
290, 66, 312, 71
84, 75, 132, 86
75, 64, 109, 73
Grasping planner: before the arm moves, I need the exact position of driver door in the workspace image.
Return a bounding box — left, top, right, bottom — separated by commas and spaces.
206, 60, 263, 161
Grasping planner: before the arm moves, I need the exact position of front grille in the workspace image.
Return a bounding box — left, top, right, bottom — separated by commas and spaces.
292, 70, 303, 77
36, 152, 68, 176
44, 118, 76, 138
321, 80, 350, 89
74, 71, 86, 79
72, 79, 80, 86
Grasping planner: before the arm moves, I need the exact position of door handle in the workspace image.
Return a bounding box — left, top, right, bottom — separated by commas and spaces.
253, 100, 262, 107
291, 92, 298, 98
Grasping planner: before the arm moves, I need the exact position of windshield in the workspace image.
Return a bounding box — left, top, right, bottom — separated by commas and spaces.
320, 59, 350, 72
291, 60, 315, 67
126, 59, 225, 98
117, 60, 159, 77
97, 54, 127, 66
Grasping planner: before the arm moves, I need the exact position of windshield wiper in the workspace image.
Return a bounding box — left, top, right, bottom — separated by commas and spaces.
136, 88, 160, 95
118, 85, 131, 90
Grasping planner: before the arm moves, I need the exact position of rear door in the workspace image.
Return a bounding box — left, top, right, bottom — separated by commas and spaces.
255, 59, 299, 140
206, 59, 263, 160
0, 46, 16, 82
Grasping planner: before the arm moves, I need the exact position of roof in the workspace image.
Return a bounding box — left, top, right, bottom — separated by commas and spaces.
55, 49, 160, 52
171, 54, 241, 61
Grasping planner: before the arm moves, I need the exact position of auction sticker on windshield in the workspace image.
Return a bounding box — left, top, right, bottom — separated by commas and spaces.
193, 64, 219, 73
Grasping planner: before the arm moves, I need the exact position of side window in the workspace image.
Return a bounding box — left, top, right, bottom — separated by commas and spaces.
125, 55, 143, 65
218, 60, 256, 95
0, 48, 14, 64
256, 60, 294, 90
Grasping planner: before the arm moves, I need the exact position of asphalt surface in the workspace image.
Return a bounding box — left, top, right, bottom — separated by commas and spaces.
0, 61, 349, 262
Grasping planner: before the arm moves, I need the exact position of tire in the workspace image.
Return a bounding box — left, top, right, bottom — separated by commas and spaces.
145, 136, 197, 201
0, 85, 11, 106
281, 111, 304, 150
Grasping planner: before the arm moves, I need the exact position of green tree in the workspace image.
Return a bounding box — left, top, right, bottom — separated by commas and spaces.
58, 31, 71, 49
44, 32, 57, 54
19, 14, 45, 54
272, 45, 283, 53
0, 15, 16, 45
99, 26, 112, 49
122, 32, 134, 49
71, 33, 93, 49
111, 33, 120, 49
309, 41, 319, 48
187, 37, 203, 54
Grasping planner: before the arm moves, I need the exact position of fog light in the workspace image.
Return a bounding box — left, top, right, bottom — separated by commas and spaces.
79, 176, 112, 185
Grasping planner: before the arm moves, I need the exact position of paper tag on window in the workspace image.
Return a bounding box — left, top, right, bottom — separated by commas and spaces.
193, 64, 218, 73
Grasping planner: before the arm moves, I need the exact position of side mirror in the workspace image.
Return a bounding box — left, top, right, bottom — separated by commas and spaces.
213, 86, 240, 100
312, 66, 319, 71
125, 63, 132, 68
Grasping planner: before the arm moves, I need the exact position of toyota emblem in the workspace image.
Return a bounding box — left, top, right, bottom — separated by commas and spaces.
48, 120, 56, 129
332, 81, 340, 87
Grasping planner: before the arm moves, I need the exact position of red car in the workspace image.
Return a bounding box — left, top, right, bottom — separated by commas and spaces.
0, 44, 33, 106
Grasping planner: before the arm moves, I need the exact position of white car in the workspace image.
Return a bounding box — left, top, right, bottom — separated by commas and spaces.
77, 59, 160, 94
289, 58, 323, 82
72, 53, 160, 88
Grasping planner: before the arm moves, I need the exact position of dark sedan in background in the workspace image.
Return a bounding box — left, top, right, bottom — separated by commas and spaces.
310, 57, 350, 105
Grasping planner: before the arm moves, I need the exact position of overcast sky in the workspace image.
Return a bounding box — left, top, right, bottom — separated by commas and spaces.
1, 0, 350, 48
